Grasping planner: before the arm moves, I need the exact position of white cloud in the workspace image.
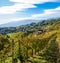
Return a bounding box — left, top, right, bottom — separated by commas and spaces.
32, 7, 60, 19
5, 6, 60, 22
10, 0, 57, 4
0, 6, 60, 25
0, 3, 36, 14
11, 17, 31, 21
2, 6, 60, 24
0, 0, 58, 14
0, 0, 60, 24
0, 17, 32, 25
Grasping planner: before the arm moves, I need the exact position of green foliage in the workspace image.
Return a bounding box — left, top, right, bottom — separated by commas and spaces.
0, 18, 60, 63
0, 18, 60, 34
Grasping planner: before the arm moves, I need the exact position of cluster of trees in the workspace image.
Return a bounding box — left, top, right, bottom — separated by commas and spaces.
0, 18, 60, 34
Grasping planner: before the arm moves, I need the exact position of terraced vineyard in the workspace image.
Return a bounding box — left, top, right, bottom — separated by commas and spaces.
0, 18, 60, 63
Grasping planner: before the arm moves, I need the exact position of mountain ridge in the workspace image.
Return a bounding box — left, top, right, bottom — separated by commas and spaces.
0, 20, 38, 27
0, 18, 60, 34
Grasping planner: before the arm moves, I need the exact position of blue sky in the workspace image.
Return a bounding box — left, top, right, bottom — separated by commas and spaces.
0, 0, 60, 24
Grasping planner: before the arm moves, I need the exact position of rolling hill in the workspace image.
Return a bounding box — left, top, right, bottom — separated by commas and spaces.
0, 18, 60, 63
0, 18, 60, 34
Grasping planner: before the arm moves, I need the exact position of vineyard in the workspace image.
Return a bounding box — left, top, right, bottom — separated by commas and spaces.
0, 18, 60, 63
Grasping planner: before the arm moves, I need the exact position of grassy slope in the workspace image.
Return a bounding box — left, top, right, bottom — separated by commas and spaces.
0, 19, 60, 63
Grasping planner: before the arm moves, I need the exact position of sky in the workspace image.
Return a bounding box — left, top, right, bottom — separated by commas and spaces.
0, 0, 60, 25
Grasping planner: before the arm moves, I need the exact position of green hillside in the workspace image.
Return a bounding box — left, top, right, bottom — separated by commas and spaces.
0, 18, 60, 35
0, 18, 60, 63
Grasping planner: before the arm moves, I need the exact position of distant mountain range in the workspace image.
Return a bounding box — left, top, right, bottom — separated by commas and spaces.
0, 18, 60, 34
0, 20, 39, 27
